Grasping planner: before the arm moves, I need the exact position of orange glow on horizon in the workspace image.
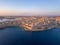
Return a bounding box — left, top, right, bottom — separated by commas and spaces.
0, 9, 60, 16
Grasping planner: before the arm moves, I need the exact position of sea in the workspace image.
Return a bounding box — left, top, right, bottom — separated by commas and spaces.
0, 26, 60, 45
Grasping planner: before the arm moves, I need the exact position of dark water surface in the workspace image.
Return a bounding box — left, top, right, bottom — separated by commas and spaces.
0, 26, 60, 45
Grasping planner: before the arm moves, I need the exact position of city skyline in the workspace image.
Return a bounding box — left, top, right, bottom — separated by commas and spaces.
0, 0, 60, 16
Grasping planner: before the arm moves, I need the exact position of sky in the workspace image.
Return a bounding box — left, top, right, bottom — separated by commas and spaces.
0, 0, 60, 16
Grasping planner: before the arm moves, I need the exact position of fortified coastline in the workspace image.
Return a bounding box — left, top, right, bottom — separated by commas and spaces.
0, 16, 60, 31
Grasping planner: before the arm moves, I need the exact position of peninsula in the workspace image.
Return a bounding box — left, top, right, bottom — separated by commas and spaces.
0, 16, 60, 31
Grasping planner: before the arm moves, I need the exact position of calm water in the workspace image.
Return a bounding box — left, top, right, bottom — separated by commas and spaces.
0, 26, 60, 45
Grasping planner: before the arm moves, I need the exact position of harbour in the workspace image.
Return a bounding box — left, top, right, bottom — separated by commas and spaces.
0, 26, 60, 45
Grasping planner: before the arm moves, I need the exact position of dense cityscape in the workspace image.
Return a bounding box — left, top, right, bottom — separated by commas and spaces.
0, 16, 60, 31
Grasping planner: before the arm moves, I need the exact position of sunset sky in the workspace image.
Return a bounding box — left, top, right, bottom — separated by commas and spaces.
0, 0, 60, 16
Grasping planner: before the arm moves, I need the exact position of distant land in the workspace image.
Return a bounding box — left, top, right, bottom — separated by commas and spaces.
0, 10, 60, 16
